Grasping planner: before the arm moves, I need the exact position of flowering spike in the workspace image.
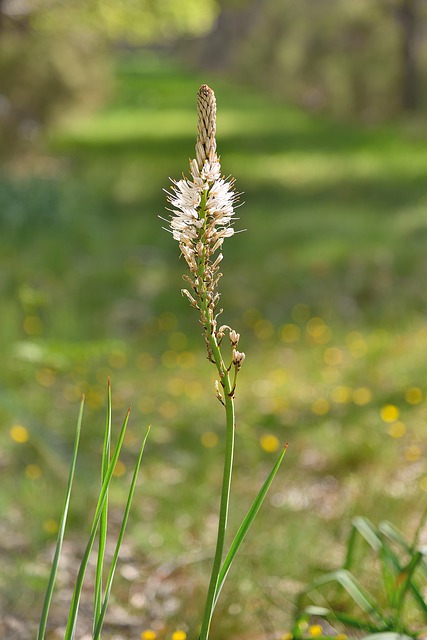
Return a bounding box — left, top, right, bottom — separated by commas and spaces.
165, 84, 241, 360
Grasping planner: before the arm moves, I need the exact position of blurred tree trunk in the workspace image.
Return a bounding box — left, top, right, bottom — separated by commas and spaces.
395, 0, 419, 111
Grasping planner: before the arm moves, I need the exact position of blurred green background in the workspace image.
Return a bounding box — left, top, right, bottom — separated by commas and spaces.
1, 1, 426, 638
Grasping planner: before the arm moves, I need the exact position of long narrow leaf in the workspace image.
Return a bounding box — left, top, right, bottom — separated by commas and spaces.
352, 517, 383, 552
303, 605, 385, 633
37, 397, 85, 640
305, 569, 389, 624
93, 379, 112, 631
380, 522, 412, 554
93, 425, 151, 640
212, 444, 287, 608
63, 407, 131, 640
395, 550, 424, 621
370, 533, 427, 616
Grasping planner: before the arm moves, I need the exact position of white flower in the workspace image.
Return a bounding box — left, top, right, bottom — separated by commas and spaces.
167, 159, 236, 262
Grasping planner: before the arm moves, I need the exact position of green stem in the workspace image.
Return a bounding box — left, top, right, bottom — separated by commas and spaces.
199, 338, 235, 640
196, 187, 236, 640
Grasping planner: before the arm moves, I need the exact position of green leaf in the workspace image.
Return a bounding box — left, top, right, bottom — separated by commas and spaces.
93, 379, 112, 632
37, 396, 85, 640
303, 569, 388, 624
63, 406, 131, 640
360, 634, 414, 640
213, 444, 288, 608
93, 425, 150, 640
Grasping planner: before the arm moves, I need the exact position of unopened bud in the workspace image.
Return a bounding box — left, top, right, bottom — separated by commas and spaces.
232, 349, 246, 370
229, 330, 240, 347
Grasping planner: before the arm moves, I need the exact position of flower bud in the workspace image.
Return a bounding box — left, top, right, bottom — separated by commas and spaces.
229, 330, 240, 347
232, 349, 246, 370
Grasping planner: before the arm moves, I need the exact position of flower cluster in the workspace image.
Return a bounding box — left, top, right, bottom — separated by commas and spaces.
165, 85, 240, 362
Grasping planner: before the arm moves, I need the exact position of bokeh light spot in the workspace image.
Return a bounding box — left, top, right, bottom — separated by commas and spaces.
352, 387, 372, 405
380, 404, 399, 423
10, 424, 30, 443
311, 398, 330, 416
260, 433, 280, 453
141, 630, 157, 640
308, 624, 323, 637
306, 317, 332, 344
323, 347, 343, 366
201, 431, 218, 448
280, 323, 301, 343
388, 421, 406, 438
172, 631, 187, 640
405, 386, 423, 405
177, 351, 196, 369
346, 331, 367, 358
330, 386, 351, 404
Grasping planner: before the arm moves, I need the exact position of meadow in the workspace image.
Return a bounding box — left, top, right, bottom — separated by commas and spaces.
1, 53, 426, 639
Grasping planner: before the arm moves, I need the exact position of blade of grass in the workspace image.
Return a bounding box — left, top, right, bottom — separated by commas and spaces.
380, 522, 412, 554
93, 425, 151, 640
394, 550, 425, 625
212, 444, 288, 609
63, 406, 131, 640
379, 543, 401, 609
303, 605, 386, 633
372, 532, 427, 616
37, 396, 85, 640
93, 379, 112, 633
345, 517, 382, 572
305, 569, 389, 625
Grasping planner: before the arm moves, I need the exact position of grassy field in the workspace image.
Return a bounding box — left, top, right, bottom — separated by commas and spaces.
1, 53, 426, 639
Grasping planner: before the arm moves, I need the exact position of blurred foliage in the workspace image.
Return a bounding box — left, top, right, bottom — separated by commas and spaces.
0, 8, 109, 161
0, 0, 218, 161
33, 0, 219, 44
194, 0, 427, 121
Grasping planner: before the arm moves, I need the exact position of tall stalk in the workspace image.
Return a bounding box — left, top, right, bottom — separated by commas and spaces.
165, 84, 286, 640
165, 85, 244, 639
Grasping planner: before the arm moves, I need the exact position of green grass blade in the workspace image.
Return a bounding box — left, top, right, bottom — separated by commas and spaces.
344, 521, 360, 571
371, 531, 427, 617
361, 633, 414, 640
379, 542, 402, 608
394, 550, 425, 621
379, 522, 412, 554
63, 406, 131, 640
93, 379, 112, 632
212, 444, 287, 608
352, 517, 383, 552
37, 396, 85, 640
306, 569, 389, 624
302, 605, 385, 633
93, 425, 150, 640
